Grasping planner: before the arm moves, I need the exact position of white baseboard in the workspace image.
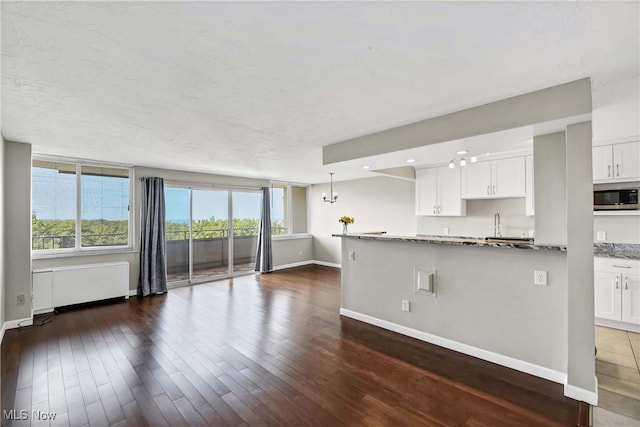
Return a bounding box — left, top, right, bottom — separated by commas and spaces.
595, 318, 640, 333
128, 289, 137, 297
272, 260, 314, 271
312, 260, 341, 269
564, 378, 598, 406
33, 308, 54, 315
271, 260, 341, 271
2, 317, 34, 336
338, 308, 586, 395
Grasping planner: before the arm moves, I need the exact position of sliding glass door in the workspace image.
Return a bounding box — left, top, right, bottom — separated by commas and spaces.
165, 186, 261, 285
232, 191, 262, 274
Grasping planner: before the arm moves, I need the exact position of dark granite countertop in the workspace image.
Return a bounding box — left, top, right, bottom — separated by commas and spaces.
334, 233, 640, 259
594, 243, 640, 260
332, 233, 567, 252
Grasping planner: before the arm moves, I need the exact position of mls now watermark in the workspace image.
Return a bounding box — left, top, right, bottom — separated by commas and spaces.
3, 409, 57, 421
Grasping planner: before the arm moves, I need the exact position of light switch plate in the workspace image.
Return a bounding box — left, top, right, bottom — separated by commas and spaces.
443, 227, 449, 235
596, 231, 606, 241
534, 270, 548, 286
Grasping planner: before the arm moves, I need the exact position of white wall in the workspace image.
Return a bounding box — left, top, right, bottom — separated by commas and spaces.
592, 74, 639, 143
308, 176, 416, 264
593, 215, 640, 244
417, 198, 533, 238
0, 134, 5, 333
4, 141, 32, 323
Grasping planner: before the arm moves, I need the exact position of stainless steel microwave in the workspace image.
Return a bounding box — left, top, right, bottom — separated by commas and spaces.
594, 183, 639, 210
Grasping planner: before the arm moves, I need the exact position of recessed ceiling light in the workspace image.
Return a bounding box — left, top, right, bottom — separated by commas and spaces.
362, 166, 370, 169
457, 150, 468, 155
406, 159, 415, 163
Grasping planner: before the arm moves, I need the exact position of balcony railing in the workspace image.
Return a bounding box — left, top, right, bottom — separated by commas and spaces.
32, 225, 284, 250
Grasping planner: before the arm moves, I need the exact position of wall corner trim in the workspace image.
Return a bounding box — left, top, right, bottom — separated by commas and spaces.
339, 308, 567, 385
564, 380, 598, 406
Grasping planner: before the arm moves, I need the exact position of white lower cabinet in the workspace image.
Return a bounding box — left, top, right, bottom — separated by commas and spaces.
594, 258, 640, 328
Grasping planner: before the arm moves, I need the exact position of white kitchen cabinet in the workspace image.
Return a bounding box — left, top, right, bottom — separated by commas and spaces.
621, 274, 640, 324
593, 141, 640, 183
594, 258, 640, 329
525, 155, 534, 216
416, 167, 465, 216
462, 157, 525, 199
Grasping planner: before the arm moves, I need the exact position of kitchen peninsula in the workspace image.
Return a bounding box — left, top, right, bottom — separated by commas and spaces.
334, 232, 570, 387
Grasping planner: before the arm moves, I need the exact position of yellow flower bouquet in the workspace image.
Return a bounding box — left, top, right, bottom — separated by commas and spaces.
339, 216, 354, 234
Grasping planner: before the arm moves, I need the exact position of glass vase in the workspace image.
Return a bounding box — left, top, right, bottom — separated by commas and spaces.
342, 223, 348, 234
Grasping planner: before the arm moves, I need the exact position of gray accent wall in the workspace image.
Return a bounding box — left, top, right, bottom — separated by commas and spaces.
4, 141, 32, 322
534, 132, 567, 245
565, 122, 596, 394
324, 78, 592, 164
341, 237, 568, 373
308, 176, 416, 265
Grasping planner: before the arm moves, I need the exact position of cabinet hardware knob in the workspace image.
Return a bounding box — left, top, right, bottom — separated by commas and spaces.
616, 164, 620, 176
608, 165, 611, 177
612, 265, 632, 269
487, 186, 490, 195
625, 277, 628, 290
492, 185, 496, 195
615, 277, 619, 289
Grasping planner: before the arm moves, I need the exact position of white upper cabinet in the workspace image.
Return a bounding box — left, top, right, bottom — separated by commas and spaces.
593, 141, 640, 183
462, 157, 525, 199
416, 167, 465, 216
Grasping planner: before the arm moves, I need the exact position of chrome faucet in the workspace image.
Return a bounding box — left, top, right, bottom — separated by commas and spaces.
494, 212, 501, 237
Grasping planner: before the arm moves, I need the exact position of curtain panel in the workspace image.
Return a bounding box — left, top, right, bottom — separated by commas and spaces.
138, 177, 168, 296
255, 186, 273, 273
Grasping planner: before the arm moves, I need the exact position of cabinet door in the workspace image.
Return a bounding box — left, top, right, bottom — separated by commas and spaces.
525, 155, 534, 216
492, 157, 525, 198
594, 271, 622, 321
593, 145, 613, 181
437, 166, 466, 216
613, 141, 640, 181
621, 274, 640, 325
461, 161, 491, 199
416, 168, 438, 216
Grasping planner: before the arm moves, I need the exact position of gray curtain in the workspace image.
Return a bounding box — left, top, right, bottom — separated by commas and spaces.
138, 177, 168, 296
255, 186, 273, 273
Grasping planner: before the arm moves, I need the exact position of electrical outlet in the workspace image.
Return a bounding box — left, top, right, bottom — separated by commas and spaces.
17, 294, 25, 305
596, 231, 606, 241
401, 300, 410, 312
443, 227, 449, 236
534, 270, 548, 286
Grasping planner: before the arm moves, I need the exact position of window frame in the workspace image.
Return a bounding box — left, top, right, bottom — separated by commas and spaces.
270, 182, 310, 239
31, 154, 134, 257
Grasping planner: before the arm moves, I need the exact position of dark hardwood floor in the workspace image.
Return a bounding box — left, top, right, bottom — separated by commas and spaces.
1, 265, 586, 426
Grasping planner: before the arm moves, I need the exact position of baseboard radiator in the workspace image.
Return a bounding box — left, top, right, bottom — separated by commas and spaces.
33, 262, 130, 313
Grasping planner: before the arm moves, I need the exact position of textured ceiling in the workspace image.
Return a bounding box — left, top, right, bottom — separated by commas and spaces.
1, 1, 638, 183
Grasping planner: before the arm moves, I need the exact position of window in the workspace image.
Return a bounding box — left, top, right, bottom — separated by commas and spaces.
270, 183, 308, 236
32, 157, 132, 253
